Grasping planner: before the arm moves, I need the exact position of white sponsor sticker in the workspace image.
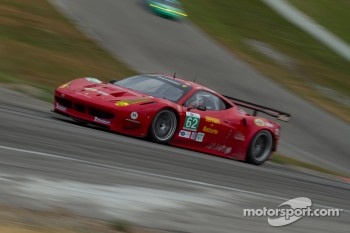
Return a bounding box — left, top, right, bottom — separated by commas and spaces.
190, 132, 197, 140
94, 117, 111, 125
56, 103, 66, 112
179, 130, 191, 138
196, 132, 205, 142
206, 143, 232, 154
130, 112, 138, 120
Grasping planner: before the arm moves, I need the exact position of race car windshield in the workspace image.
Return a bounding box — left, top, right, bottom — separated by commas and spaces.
115, 75, 192, 102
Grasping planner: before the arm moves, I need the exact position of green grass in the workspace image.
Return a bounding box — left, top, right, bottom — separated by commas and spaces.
290, 0, 350, 43
181, 0, 350, 122
110, 220, 130, 233
0, 0, 135, 101
271, 154, 348, 178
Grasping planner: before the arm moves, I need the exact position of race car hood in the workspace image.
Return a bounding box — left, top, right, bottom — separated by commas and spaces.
73, 83, 155, 104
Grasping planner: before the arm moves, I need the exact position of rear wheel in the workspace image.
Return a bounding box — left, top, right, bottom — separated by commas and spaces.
247, 130, 273, 165
150, 109, 177, 143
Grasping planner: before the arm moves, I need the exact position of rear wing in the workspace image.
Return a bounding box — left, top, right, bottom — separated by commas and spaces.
223, 95, 291, 122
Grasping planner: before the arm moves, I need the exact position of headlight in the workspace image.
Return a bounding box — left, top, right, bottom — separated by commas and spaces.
115, 101, 130, 107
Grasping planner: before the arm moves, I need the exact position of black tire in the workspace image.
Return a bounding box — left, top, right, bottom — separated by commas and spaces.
150, 109, 177, 143
247, 130, 273, 165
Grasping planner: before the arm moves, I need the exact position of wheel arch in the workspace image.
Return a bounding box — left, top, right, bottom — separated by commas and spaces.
243, 117, 278, 154
147, 107, 180, 143
245, 128, 274, 165
147, 106, 180, 132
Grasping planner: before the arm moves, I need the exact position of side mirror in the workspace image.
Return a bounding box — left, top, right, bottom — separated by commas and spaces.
197, 105, 207, 111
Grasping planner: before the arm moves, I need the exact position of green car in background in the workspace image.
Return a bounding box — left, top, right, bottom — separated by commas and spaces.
146, 0, 187, 20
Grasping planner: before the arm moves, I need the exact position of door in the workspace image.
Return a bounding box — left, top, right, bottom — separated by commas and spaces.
176, 90, 235, 156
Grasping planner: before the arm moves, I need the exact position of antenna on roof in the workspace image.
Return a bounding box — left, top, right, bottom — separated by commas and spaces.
173, 72, 176, 79
193, 74, 197, 83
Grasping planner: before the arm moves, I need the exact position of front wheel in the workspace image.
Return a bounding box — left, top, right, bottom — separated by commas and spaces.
150, 109, 177, 143
247, 130, 273, 165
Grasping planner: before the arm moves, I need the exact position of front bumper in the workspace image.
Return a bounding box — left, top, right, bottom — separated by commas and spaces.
54, 90, 149, 137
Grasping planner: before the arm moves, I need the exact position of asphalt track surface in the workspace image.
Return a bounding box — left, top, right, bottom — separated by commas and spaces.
49, 0, 350, 175
0, 87, 349, 232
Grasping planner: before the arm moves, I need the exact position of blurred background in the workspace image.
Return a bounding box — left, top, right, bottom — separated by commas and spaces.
0, 0, 349, 232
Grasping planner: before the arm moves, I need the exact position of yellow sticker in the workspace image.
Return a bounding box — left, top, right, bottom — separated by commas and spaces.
115, 98, 151, 107
205, 116, 221, 124
203, 126, 219, 134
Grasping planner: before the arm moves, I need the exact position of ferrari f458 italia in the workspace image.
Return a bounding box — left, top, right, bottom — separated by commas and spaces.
54, 74, 290, 165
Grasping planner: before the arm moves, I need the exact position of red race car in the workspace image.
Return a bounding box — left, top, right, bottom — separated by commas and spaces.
54, 74, 290, 165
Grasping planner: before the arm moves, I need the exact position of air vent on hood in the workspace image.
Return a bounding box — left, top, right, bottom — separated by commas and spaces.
110, 92, 127, 97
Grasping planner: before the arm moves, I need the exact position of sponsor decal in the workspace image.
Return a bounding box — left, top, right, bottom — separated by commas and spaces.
85, 77, 102, 83
196, 132, 205, 142
94, 117, 111, 125
179, 130, 191, 138
254, 118, 265, 127
115, 98, 151, 107
56, 103, 66, 112
190, 132, 197, 140
130, 112, 138, 120
234, 132, 245, 141
202, 126, 218, 134
183, 112, 201, 131
206, 143, 232, 155
205, 116, 221, 124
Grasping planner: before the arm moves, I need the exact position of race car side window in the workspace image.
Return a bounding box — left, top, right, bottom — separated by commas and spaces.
184, 91, 228, 111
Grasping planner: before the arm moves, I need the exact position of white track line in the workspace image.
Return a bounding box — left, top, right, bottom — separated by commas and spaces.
0, 145, 348, 212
